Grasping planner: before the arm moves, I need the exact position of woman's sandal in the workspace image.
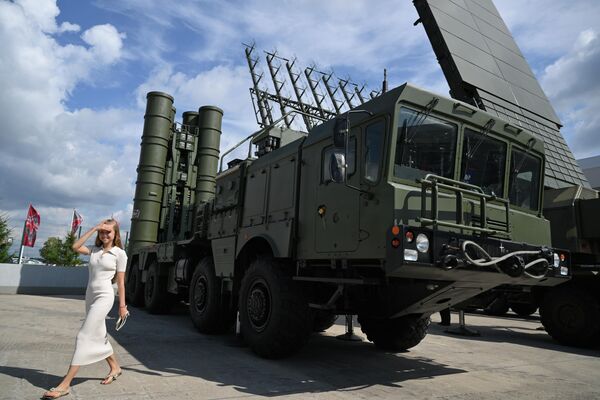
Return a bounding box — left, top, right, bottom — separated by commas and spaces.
42, 387, 70, 399
101, 371, 122, 385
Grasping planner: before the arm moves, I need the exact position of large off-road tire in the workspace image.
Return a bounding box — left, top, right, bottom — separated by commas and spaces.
358, 315, 430, 351
540, 285, 600, 347
483, 295, 509, 316
126, 261, 145, 307
144, 261, 170, 314
312, 310, 338, 332
510, 303, 538, 317
189, 257, 234, 334
238, 257, 311, 358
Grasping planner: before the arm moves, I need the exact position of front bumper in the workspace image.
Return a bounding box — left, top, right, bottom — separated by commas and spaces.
385, 225, 570, 286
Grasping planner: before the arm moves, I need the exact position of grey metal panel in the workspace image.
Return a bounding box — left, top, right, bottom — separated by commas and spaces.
414, 0, 590, 189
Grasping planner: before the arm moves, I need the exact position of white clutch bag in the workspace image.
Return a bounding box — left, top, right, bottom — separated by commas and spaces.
115, 311, 130, 331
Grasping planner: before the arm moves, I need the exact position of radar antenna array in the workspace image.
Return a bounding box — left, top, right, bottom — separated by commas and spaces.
244, 44, 375, 132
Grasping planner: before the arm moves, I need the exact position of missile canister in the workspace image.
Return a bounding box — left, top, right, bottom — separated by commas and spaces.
129, 91, 174, 254
195, 106, 223, 204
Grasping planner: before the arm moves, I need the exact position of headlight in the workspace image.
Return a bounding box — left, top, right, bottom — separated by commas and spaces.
416, 233, 429, 253
553, 253, 560, 268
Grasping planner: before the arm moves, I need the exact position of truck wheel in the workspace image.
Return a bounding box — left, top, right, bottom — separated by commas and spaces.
510, 303, 538, 317
483, 295, 509, 316
312, 310, 337, 332
189, 257, 234, 334
126, 261, 145, 307
144, 261, 170, 314
359, 315, 430, 351
238, 257, 311, 358
540, 286, 600, 347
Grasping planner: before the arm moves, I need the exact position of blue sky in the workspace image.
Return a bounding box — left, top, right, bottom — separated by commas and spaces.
1, 0, 599, 258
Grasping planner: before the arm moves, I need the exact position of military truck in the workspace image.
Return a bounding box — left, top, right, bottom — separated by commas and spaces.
125, 82, 569, 358
413, 0, 600, 347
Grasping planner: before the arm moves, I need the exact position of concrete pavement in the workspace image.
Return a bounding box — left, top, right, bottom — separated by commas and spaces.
0, 294, 599, 399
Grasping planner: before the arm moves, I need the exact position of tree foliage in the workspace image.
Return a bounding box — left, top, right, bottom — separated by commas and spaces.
40, 233, 82, 266
0, 213, 14, 263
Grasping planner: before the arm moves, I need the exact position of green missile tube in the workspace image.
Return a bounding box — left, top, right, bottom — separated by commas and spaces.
129, 91, 174, 254
195, 106, 223, 205
182, 111, 199, 128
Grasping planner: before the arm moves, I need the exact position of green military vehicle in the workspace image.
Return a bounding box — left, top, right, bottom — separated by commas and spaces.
413, 0, 600, 347
125, 81, 569, 358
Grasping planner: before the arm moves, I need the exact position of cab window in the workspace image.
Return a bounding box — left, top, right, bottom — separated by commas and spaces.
394, 108, 457, 180
364, 120, 385, 183
322, 137, 356, 182
509, 149, 541, 210
460, 129, 507, 196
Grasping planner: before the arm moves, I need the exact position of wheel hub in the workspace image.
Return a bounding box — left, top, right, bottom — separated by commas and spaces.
146, 275, 154, 298
194, 277, 207, 313
558, 303, 585, 332
247, 280, 271, 331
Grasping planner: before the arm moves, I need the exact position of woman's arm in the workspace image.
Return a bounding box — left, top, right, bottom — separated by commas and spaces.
116, 271, 127, 318
116, 249, 128, 318
71, 222, 104, 255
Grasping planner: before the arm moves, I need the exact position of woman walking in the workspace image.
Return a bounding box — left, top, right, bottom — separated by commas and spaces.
43, 219, 128, 399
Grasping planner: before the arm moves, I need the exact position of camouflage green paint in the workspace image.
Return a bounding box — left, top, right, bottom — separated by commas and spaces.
195, 106, 223, 205
129, 91, 174, 254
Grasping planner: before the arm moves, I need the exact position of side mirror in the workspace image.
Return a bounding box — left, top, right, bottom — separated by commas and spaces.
329, 151, 346, 183
333, 117, 348, 148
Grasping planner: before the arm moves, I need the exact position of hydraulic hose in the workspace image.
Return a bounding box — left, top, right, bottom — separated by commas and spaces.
461, 240, 549, 279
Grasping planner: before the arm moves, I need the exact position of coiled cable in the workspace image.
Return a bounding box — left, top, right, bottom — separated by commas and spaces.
461, 240, 549, 279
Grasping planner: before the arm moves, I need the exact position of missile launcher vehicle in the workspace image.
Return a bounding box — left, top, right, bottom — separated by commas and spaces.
125, 81, 569, 358
413, 0, 600, 347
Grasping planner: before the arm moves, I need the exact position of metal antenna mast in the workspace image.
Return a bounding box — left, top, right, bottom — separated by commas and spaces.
354, 84, 367, 104
321, 72, 343, 115
245, 44, 273, 127
339, 79, 357, 109
244, 45, 377, 132
265, 51, 294, 128
285, 58, 314, 130
304, 67, 329, 121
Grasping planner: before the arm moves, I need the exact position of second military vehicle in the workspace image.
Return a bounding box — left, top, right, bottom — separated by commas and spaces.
413, 0, 600, 347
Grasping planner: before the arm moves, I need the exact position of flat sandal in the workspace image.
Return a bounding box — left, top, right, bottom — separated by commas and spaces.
42, 387, 70, 399
101, 371, 122, 385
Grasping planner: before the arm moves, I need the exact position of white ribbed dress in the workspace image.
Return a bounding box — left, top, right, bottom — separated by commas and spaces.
71, 246, 127, 366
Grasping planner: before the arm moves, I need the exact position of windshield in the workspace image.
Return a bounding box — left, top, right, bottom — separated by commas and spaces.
394, 107, 457, 180
460, 129, 507, 196
509, 148, 541, 210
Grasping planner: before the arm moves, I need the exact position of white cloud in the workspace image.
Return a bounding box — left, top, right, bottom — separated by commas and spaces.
541, 29, 600, 158
0, 0, 131, 253
82, 24, 126, 64
57, 21, 80, 33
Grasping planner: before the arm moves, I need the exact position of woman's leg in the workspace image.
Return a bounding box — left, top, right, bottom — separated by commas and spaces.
101, 354, 122, 384
42, 365, 79, 398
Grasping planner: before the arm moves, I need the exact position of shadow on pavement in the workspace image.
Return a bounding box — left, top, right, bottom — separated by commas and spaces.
0, 366, 100, 392
109, 302, 466, 397
427, 315, 600, 357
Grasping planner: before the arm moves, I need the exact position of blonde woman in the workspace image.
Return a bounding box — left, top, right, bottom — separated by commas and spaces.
43, 219, 128, 399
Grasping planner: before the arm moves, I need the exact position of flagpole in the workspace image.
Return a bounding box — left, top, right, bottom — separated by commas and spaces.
17, 215, 27, 264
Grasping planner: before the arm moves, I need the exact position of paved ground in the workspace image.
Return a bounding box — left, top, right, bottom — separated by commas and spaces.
1, 294, 599, 400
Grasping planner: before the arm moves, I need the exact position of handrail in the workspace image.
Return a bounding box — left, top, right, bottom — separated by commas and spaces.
417, 174, 511, 237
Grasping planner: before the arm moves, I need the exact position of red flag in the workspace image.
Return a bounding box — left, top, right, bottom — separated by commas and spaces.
23, 205, 41, 247
71, 209, 83, 235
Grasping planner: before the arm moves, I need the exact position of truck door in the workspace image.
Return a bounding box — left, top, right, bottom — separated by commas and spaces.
315, 132, 360, 253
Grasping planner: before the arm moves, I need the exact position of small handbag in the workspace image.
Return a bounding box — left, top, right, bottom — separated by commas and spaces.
115, 311, 130, 331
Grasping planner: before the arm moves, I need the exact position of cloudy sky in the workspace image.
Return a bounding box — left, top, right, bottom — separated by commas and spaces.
1, 0, 599, 258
